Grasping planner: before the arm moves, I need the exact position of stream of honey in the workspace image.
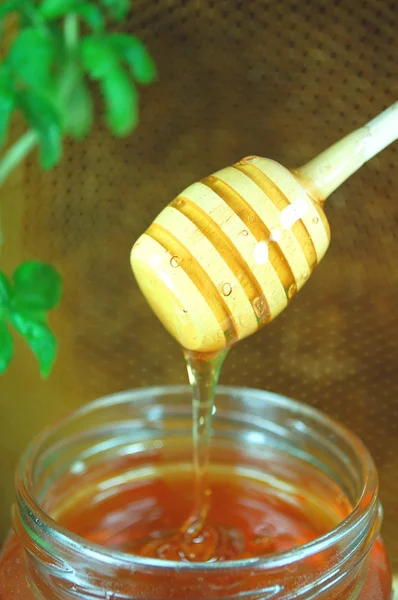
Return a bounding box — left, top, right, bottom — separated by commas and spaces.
56, 349, 346, 563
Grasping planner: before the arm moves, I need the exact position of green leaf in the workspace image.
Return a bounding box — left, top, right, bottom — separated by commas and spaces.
109, 34, 157, 85
65, 78, 93, 139
8, 28, 55, 90
0, 272, 12, 307
100, 66, 138, 136
0, 0, 18, 19
0, 322, 13, 375
10, 311, 57, 378
76, 3, 104, 32
0, 67, 14, 148
12, 261, 62, 311
81, 36, 118, 79
40, 0, 79, 19
81, 38, 140, 134
16, 90, 62, 169
0, 108, 14, 149
100, 0, 131, 21
0, 95, 14, 148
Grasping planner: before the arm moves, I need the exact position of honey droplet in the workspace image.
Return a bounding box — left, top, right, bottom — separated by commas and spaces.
239, 313, 251, 328
253, 296, 266, 318
312, 216, 320, 224
222, 283, 232, 296
242, 230, 249, 236
288, 283, 297, 299
170, 256, 181, 268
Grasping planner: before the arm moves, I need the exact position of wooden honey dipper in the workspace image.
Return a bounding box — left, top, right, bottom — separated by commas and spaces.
131, 103, 398, 354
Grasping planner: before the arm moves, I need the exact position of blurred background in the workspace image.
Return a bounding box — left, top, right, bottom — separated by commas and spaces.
1, 0, 398, 576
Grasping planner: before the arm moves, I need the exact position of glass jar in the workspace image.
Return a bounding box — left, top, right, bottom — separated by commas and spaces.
0, 386, 392, 600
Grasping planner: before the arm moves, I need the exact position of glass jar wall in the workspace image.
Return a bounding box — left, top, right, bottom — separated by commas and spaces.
0, 386, 392, 599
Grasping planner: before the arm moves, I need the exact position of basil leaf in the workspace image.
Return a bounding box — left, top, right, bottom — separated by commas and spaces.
81, 36, 139, 135
0, 66, 14, 148
40, 0, 80, 19
9, 28, 55, 90
0, 0, 18, 19
109, 34, 157, 85
101, 66, 138, 136
0, 322, 13, 375
65, 78, 93, 139
0, 272, 12, 307
16, 90, 62, 169
81, 36, 118, 79
76, 3, 104, 32
0, 93, 14, 148
12, 261, 62, 311
10, 311, 57, 378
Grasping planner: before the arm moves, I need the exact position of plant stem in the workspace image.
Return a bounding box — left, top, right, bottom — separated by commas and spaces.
58, 14, 81, 109
0, 131, 38, 254
64, 13, 79, 51
0, 131, 38, 188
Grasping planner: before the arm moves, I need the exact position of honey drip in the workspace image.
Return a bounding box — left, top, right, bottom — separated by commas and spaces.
139, 350, 231, 561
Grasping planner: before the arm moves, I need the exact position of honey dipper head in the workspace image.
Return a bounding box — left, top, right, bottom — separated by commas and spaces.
131, 156, 330, 353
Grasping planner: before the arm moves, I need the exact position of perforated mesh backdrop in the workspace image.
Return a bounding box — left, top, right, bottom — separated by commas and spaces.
1, 0, 398, 574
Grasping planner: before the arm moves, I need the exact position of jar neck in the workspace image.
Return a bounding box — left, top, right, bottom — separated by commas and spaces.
12, 385, 382, 600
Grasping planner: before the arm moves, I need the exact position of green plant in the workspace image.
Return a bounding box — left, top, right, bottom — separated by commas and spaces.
0, 0, 156, 376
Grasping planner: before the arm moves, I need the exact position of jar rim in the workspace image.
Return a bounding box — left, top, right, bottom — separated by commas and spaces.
15, 385, 379, 573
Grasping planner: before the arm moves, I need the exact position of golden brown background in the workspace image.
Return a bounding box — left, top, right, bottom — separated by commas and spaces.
1, 0, 398, 575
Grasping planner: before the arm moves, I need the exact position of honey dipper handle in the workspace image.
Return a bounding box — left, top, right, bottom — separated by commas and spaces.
295, 101, 398, 202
